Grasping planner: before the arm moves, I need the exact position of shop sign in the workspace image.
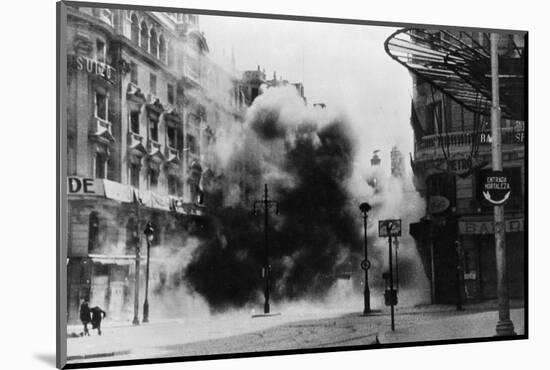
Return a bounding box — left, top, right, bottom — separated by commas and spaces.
427, 196, 450, 214
67, 176, 104, 196
482, 171, 511, 205
75, 55, 116, 82
459, 218, 524, 235
379, 219, 402, 237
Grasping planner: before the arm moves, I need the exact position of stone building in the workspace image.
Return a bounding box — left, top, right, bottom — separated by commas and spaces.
64, 6, 246, 323
385, 29, 526, 303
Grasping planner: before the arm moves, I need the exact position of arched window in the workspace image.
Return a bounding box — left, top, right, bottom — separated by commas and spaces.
130, 14, 139, 44
167, 43, 174, 68
88, 212, 99, 253
140, 21, 149, 52
159, 34, 166, 62
150, 28, 158, 58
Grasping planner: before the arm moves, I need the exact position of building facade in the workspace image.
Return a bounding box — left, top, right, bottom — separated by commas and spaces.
386, 30, 526, 304
64, 6, 247, 323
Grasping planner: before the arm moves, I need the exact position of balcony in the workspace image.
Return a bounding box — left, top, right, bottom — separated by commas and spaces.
92, 8, 113, 27
181, 65, 201, 88
89, 116, 115, 144
127, 131, 146, 156
415, 127, 524, 159
165, 146, 181, 164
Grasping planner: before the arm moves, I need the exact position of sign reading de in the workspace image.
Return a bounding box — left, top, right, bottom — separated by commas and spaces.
379, 219, 402, 237
482, 171, 511, 205
67, 176, 104, 196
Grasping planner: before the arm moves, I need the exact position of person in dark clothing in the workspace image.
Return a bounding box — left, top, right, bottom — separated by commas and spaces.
79, 299, 91, 336
90, 306, 106, 335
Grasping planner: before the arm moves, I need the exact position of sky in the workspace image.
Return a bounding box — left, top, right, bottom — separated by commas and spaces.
199, 15, 414, 173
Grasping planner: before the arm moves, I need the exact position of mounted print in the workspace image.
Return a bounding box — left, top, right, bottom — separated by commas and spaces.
56, 1, 527, 368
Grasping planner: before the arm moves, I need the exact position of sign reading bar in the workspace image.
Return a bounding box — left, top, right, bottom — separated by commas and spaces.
379, 219, 402, 237
459, 218, 524, 235
482, 171, 511, 205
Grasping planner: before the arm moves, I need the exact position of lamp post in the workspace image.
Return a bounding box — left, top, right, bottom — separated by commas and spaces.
253, 184, 279, 314
359, 202, 371, 315
142, 222, 154, 323
132, 233, 141, 326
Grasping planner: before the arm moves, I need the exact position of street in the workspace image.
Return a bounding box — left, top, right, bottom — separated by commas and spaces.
67, 301, 525, 364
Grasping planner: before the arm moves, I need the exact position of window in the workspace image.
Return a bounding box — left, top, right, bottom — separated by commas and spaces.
130, 164, 140, 188
167, 44, 174, 68
140, 21, 149, 51
130, 111, 140, 134
168, 176, 178, 195
125, 217, 138, 253
150, 28, 158, 58
94, 153, 107, 179
130, 14, 140, 44
95, 92, 108, 121
96, 39, 106, 63
167, 125, 176, 148
426, 173, 456, 208
150, 73, 157, 95
130, 61, 138, 84
425, 101, 442, 135
148, 170, 159, 189
167, 84, 174, 104
186, 134, 197, 155
88, 212, 99, 253
149, 117, 159, 142
159, 35, 166, 62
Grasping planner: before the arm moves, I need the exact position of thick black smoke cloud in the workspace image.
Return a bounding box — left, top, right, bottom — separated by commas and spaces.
183, 88, 398, 311
184, 89, 364, 311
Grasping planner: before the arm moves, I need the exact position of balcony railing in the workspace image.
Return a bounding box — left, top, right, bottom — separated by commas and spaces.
147, 139, 162, 156
416, 127, 524, 157
165, 146, 181, 162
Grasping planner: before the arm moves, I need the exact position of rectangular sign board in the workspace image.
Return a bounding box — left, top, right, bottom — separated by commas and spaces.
379, 219, 402, 237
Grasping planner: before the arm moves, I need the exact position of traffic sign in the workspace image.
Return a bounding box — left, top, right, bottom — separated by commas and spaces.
482, 171, 511, 205
379, 219, 402, 237
360, 259, 371, 271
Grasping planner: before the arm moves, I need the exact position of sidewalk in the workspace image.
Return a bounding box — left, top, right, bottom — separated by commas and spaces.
379, 308, 525, 344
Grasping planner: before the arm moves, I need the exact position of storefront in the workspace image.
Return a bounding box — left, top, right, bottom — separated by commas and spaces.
411, 214, 525, 304
66, 176, 206, 323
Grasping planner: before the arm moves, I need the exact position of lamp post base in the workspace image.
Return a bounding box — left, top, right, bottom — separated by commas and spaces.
264, 302, 270, 314
495, 319, 516, 336
142, 300, 149, 323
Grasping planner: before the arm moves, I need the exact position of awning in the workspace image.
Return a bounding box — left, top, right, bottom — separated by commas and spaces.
385, 29, 525, 121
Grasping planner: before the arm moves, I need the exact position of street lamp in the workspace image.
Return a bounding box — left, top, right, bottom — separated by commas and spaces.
359, 202, 371, 315
142, 221, 154, 323
253, 184, 279, 314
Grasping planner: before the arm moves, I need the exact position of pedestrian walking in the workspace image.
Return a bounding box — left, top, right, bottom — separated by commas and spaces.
90, 306, 107, 335
79, 299, 91, 336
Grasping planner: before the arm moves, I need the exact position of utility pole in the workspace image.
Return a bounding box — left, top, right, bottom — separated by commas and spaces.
491, 33, 515, 336
253, 184, 279, 314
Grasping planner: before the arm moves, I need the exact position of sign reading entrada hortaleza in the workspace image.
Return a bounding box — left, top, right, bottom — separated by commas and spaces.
482, 171, 511, 205
74, 55, 116, 82
459, 218, 524, 234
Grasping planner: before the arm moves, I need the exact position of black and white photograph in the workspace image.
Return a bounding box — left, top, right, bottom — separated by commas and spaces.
56, 1, 527, 368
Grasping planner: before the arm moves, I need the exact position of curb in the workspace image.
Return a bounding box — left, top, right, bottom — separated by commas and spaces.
67, 350, 131, 362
